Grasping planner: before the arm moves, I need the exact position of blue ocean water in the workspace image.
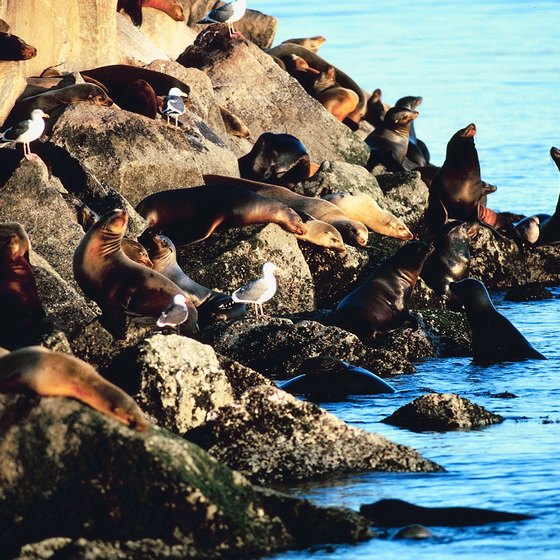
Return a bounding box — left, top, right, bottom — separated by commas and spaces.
249, 1, 560, 558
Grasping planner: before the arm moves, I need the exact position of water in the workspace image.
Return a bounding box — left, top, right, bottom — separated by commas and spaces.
248, 1, 560, 558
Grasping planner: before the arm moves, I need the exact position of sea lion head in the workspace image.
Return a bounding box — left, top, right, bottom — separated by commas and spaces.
448, 277, 490, 314
550, 146, 560, 171
385, 106, 419, 127
395, 95, 423, 110
336, 220, 368, 247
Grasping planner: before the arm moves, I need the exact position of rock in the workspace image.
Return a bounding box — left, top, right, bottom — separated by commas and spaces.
198, 317, 415, 378
215, 353, 275, 399
0, 394, 372, 557
177, 26, 369, 165
371, 322, 437, 362
418, 308, 471, 356
49, 104, 238, 206
0, 61, 26, 127
178, 224, 315, 316
503, 283, 555, 301
189, 385, 443, 484
382, 393, 504, 431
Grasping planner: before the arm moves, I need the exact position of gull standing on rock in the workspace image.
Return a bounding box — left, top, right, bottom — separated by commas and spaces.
0, 109, 49, 159
197, 0, 247, 39
232, 262, 278, 317
157, 293, 190, 328
162, 87, 189, 126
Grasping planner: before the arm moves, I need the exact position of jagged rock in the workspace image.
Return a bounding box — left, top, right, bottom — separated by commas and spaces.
178, 224, 315, 316
504, 283, 555, 302
190, 385, 443, 484
215, 353, 275, 399
177, 26, 369, 165
419, 308, 471, 356
0, 159, 86, 284
371, 321, 437, 361
0, 61, 26, 127
198, 317, 415, 378
382, 393, 504, 431
0, 394, 372, 557
49, 104, 238, 206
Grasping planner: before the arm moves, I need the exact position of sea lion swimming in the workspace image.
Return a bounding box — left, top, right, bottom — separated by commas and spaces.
0, 346, 147, 431
334, 241, 434, 339
73, 209, 199, 338
448, 278, 546, 363
135, 184, 306, 246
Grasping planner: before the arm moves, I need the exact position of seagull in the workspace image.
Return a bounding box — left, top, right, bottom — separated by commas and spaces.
162, 87, 189, 126
0, 109, 49, 159
232, 261, 279, 318
157, 293, 189, 328
197, 0, 247, 39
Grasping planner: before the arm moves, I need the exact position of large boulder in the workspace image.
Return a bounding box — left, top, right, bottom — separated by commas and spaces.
189, 385, 443, 484
0, 394, 372, 557
177, 27, 370, 165
0, 61, 26, 127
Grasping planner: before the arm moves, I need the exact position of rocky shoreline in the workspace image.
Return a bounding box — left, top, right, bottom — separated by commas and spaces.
1, 1, 559, 558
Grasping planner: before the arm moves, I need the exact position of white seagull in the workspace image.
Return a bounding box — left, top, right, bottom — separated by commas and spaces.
157, 293, 189, 328
197, 0, 247, 39
162, 87, 189, 126
1, 109, 49, 159
232, 262, 279, 318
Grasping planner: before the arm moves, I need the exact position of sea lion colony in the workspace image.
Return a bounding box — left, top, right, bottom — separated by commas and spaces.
0, 2, 554, 551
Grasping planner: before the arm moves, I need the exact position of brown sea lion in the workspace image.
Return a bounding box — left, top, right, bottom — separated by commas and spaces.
117, 0, 185, 27
504, 215, 540, 247
0, 31, 37, 61
294, 212, 347, 253
365, 106, 419, 171
4, 84, 113, 129
0, 346, 148, 431
219, 105, 251, 138
395, 95, 430, 168
117, 79, 160, 119
73, 209, 199, 338
449, 278, 546, 362
313, 67, 360, 122
122, 239, 154, 269
420, 220, 479, 300
0, 234, 51, 349
61, 194, 100, 232
135, 184, 306, 246
334, 241, 434, 339
321, 191, 413, 240
238, 132, 312, 188
536, 146, 560, 245
0, 222, 30, 258
203, 174, 368, 247
138, 230, 246, 327
281, 36, 326, 53
362, 88, 388, 128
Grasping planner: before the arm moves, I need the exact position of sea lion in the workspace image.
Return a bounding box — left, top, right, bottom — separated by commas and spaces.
73, 209, 199, 338
117, 79, 160, 119
138, 230, 246, 327
360, 498, 533, 527
362, 88, 388, 128
281, 36, 326, 53
4, 84, 113, 129
294, 212, 347, 253
219, 105, 251, 138
117, 0, 185, 27
0, 31, 37, 61
503, 215, 541, 247
61, 194, 100, 232
424, 124, 498, 235
420, 220, 479, 300
448, 278, 546, 362
203, 174, 368, 247
313, 67, 360, 122
365, 106, 419, 171
121, 239, 154, 269
238, 132, 312, 188
0, 222, 30, 258
322, 191, 413, 240
0, 233, 51, 349
536, 147, 560, 245
395, 95, 430, 168
334, 241, 434, 339
0, 346, 147, 431
136, 184, 306, 246
279, 355, 395, 399
394, 524, 433, 540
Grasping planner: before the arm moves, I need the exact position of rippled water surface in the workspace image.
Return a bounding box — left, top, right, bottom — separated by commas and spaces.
249, 1, 560, 558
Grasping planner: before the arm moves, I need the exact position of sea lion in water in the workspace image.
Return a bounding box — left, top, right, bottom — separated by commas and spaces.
365, 106, 419, 172
536, 146, 560, 245
334, 241, 434, 339
0, 346, 147, 431
420, 220, 479, 300
73, 209, 199, 338
360, 498, 533, 527
0, 31, 36, 61
238, 132, 312, 188
448, 278, 546, 362
322, 191, 413, 240
279, 355, 395, 399
138, 230, 246, 327
203, 174, 368, 247
135, 184, 306, 246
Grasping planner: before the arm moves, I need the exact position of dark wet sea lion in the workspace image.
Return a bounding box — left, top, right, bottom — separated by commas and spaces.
138, 230, 246, 327
536, 147, 560, 245
448, 278, 546, 362
334, 241, 434, 339
394, 524, 433, 540
365, 106, 419, 172
279, 355, 395, 398
117, 79, 160, 119
420, 220, 479, 299
73, 209, 199, 338
0, 31, 36, 61
395, 95, 430, 167
0, 346, 147, 431
360, 498, 533, 527
203, 174, 368, 247
362, 88, 387, 128
238, 132, 312, 188
135, 184, 306, 246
